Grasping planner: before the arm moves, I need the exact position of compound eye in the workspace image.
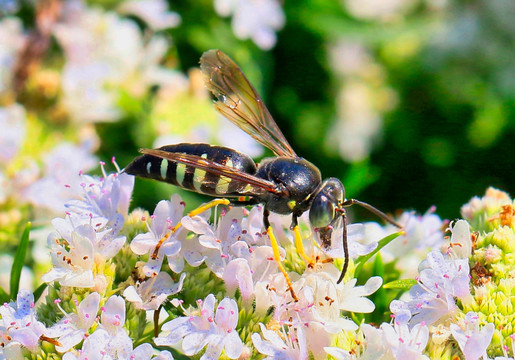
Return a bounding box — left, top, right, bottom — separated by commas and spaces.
309, 193, 335, 228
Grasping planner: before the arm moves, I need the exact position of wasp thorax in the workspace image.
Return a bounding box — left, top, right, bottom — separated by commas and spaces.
309, 178, 345, 229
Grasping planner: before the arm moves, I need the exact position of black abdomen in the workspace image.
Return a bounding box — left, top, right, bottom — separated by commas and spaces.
124, 143, 257, 197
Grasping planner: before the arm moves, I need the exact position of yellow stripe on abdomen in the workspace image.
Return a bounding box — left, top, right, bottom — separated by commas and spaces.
193, 154, 208, 192
215, 159, 233, 194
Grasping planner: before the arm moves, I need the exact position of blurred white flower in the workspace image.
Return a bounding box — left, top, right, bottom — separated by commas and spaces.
119, 0, 181, 31
380, 208, 445, 262
0, 0, 20, 15
55, 2, 174, 122
214, 0, 285, 50
329, 81, 383, 162
0, 103, 25, 165
328, 40, 398, 162
24, 142, 98, 213
0, 17, 25, 94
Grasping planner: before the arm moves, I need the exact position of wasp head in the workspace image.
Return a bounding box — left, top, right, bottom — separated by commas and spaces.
309, 178, 345, 249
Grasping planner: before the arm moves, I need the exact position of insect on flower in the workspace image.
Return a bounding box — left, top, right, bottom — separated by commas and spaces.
125, 49, 402, 300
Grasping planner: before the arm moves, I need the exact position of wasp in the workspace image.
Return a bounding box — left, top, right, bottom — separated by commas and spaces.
125, 50, 401, 300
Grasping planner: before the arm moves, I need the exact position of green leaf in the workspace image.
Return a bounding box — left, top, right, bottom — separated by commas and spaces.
372, 255, 387, 312
10, 222, 31, 297
354, 231, 403, 275
33, 283, 48, 303
0, 286, 9, 303
383, 279, 417, 290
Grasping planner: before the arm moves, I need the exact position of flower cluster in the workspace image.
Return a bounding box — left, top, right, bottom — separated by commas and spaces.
6, 147, 514, 359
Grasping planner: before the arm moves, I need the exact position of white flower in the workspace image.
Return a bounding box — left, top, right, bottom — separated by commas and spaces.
324, 324, 387, 359
118, 0, 181, 31
62, 328, 110, 360
97, 295, 150, 358
445, 219, 472, 258
130, 195, 185, 276
214, 0, 285, 50
64, 171, 134, 231
180, 207, 246, 277
380, 309, 429, 360
42, 224, 96, 287
0, 290, 51, 355
45, 292, 101, 352
0, 104, 25, 165
396, 248, 472, 327
338, 276, 383, 313
123, 271, 186, 310
155, 294, 243, 359
252, 323, 308, 360
450, 312, 494, 360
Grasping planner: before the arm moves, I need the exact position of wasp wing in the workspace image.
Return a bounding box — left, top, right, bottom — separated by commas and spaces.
200, 49, 297, 158
139, 148, 285, 196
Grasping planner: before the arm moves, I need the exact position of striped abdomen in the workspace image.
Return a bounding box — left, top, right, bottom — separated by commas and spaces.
124, 143, 258, 197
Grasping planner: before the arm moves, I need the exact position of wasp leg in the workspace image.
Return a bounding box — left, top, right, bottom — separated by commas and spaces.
290, 215, 313, 267
264, 208, 298, 301
151, 198, 231, 259
336, 211, 349, 284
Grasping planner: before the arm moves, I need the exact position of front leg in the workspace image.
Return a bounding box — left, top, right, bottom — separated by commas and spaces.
264, 208, 298, 301
290, 215, 314, 266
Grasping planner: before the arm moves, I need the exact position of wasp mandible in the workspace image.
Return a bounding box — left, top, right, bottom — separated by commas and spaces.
125, 50, 402, 300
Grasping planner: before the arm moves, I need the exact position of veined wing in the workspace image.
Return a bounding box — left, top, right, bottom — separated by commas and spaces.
200, 49, 297, 158
140, 148, 285, 196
